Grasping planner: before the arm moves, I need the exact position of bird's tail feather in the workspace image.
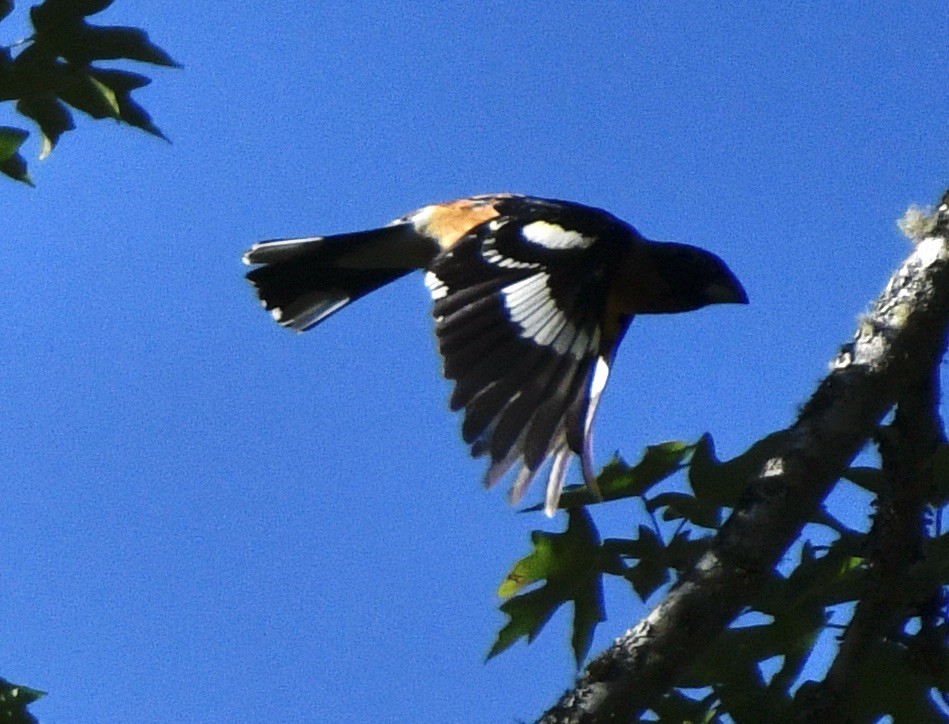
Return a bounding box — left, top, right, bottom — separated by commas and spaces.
243, 223, 438, 331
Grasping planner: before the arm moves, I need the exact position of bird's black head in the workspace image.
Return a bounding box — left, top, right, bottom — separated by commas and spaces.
646, 241, 748, 314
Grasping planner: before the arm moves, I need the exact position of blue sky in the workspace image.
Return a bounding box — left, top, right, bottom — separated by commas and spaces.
2, 2, 947, 721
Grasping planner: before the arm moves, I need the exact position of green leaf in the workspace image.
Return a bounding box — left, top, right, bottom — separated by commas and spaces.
16, 96, 75, 158
489, 587, 563, 660
0, 126, 29, 162
56, 68, 120, 119
690, 537, 867, 708
89, 68, 166, 138
690, 431, 790, 508
524, 441, 694, 512
491, 509, 605, 665
0, 677, 45, 723
619, 440, 695, 493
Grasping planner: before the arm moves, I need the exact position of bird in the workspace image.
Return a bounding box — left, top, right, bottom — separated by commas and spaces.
243, 194, 747, 516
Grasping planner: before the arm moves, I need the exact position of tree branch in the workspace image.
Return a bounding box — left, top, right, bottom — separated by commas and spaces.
795, 326, 947, 720
540, 187, 949, 723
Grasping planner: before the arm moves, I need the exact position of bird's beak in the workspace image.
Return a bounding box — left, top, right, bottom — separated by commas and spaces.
705, 277, 749, 305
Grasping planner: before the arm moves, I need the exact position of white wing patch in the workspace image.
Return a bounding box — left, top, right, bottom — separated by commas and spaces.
424, 270, 448, 300
483, 247, 538, 270
521, 220, 594, 250
500, 273, 595, 359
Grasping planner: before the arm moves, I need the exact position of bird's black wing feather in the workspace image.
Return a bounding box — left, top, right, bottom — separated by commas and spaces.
425, 203, 623, 511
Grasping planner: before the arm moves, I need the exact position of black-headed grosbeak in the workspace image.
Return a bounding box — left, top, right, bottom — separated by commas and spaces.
243, 194, 747, 515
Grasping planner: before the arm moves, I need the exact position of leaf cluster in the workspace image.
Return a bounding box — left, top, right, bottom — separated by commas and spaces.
493, 435, 949, 721
0, 0, 177, 184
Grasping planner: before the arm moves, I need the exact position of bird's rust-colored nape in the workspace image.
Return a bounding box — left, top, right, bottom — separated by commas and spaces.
406, 194, 513, 250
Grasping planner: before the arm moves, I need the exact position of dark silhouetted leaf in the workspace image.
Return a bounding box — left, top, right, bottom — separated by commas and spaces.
53, 26, 179, 67
652, 689, 718, 723
848, 640, 948, 723
683, 542, 833, 706
56, 68, 119, 118
690, 431, 790, 507
5, 45, 57, 102
685, 614, 821, 724
0, 128, 32, 185
71, 0, 115, 16
0, 151, 33, 185
17, 96, 75, 158
663, 530, 711, 572
684, 623, 776, 688
113, 91, 163, 138
0, 677, 44, 723
491, 509, 605, 665
2, 4, 175, 183
0, 0, 14, 22
30, 0, 114, 33
0, 125, 28, 162
842, 465, 883, 493
608, 528, 709, 600
929, 443, 949, 506
89, 68, 165, 138
717, 669, 790, 724
647, 491, 722, 530
89, 67, 151, 92
624, 527, 669, 600
754, 536, 864, 626
627, 559, 668, 602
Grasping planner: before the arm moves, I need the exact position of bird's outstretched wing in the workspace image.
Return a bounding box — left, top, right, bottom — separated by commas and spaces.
425, 198, 633, 514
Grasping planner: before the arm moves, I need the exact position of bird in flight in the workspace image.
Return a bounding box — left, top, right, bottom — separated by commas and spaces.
243, 194, 747, 515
